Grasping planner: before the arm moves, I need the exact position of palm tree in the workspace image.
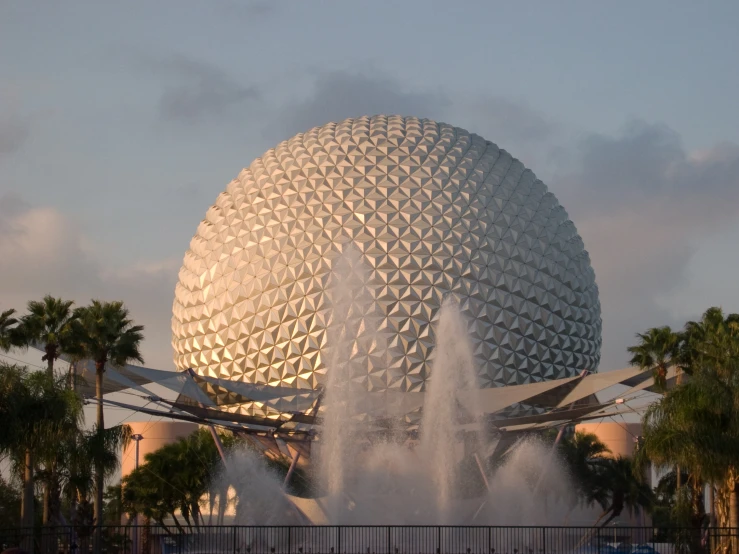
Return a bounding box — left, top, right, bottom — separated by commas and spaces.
681, 308, 739, 532
636, 308, 739, 553
641, 358, 739, 521
121, 428, 238, 532
593, 455, 654, 527
17, 296, 78, 379
103, 484, 124, 524
639, 369, 737, 554
0, 364, 82, 552
628, 325, 684, 490
0, 308, 19, 351
628, 325, 681, 391
73, 300, 143, 554
558, 431, 611, 512
11, 297, 80, 536
0, 476, 22, 528
682, 307, 739, 379
58, 424, 131, 554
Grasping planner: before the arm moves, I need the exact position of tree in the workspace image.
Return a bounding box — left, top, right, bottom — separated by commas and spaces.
11, 296, 81, 535
628, 325, 681, 391
17, 295, 78, 379
628, 325, 684, 490
59, 423, 132, 554
636, 307, 739, 551
0, 308, 19, 351
103, 484, 124, 524
0, 364, 82, 552
650, 469, 696, 542
0, 475, 22, 529
685, 308, 739, 532
557, 430, 611, 511
592, 455, 654, 527
121, 429, 240, 532
640, 357, 739, 529
73, 300, 143, 554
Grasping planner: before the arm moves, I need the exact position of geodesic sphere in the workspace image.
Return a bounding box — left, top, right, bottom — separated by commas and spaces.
172, 115, 601, 414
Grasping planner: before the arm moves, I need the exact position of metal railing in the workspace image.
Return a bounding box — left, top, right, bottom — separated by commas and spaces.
1, 526, 735, 554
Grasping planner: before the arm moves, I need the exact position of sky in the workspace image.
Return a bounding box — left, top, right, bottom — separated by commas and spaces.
2, 0, 739, 391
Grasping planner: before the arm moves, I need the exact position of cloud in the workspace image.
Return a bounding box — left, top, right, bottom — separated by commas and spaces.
0, 111, 31, 157
0, 195, 180, 369
456, 96, 557, 144
555, 121, 739, 368
450, 95, 560, 173
268, 70, 451, 141
139, 54, 259, 124
0, 195, 96, 295
268, 70, 559, 171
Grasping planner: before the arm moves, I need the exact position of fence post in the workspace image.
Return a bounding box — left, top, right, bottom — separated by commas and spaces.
388, 526, 391, 554
438, 526, 441, 554
289, 527, 292, 554
233, 526, 237, 554
542, 528, 546, 554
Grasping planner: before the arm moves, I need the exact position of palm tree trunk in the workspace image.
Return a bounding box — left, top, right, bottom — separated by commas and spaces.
43, 484, 50, 524
50, 474, 61, 526
42, 482, 53, 554
207, 491, 215, 525
599, 510, 619, 529
46, 349, 54, 379
217, 485, 228, 525
96, 365, 105, 430
171, 513, 186, 534
21, 449, 35, 553
142, 516, 152, 554
707, 484, 717, 554
68, 361, 76, 391
93, 366, 105, 554
730, 479, 739, 554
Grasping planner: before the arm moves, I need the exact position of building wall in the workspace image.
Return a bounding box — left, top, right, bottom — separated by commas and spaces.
120, 420, 199, 479
575, 421, 650, 528
575, 422, 642, 458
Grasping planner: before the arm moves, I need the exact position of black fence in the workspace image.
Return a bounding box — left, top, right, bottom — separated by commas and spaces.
1, 526, 736, 554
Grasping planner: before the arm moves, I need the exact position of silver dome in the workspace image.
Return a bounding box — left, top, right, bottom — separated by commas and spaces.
172, 115, 601, 415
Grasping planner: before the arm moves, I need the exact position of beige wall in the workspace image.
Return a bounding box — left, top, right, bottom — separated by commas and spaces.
575, 421, 642, 458
575, 421, 650, 527
120, 421, 199, 478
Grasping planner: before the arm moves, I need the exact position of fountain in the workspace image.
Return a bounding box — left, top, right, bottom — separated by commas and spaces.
223, 248, 578, 527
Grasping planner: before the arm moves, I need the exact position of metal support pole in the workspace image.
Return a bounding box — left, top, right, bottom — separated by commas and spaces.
284, 393, 321, 489
283, 449, 302, 489
131, 434, 144, 554
134, 436, 142, 470
532, 369, 589, 497
208, 424, 228, 464
186, 368, 229, 466
474, 453, 491, 492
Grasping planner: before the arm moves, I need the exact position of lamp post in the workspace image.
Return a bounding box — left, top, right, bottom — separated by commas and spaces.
132, 434, 143, 470
131, 434, 144, 554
